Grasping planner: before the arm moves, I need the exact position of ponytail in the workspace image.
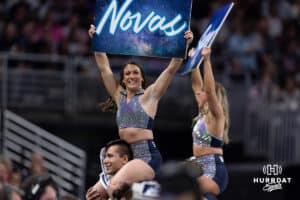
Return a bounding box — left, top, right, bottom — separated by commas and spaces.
98, 97, 117, 113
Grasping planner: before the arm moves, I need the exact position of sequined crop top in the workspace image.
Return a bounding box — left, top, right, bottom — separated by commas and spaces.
116, 89, 153, 130
192, 115, 223, 148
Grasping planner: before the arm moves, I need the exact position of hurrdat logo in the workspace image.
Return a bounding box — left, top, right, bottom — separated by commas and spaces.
253, 164, 292, 192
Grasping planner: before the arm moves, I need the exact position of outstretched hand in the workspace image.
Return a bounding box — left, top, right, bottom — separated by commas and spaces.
184, 30, 194, 46
86, 186, 103, 200
88, 24, 106, 56
88, 24, 96, 38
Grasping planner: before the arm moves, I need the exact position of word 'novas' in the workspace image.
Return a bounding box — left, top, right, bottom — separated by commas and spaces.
96, 0, 187, 36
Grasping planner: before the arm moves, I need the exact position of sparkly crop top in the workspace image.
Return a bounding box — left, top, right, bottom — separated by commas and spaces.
192, 115, 223, 148
116, 89, 153, 130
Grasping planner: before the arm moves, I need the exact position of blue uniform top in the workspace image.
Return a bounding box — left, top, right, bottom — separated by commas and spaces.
116, 89, 153, 130
192, 115, 223, 148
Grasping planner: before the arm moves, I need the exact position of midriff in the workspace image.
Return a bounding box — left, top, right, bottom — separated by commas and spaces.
119, 127, 154, 144
193, 144, 223, 157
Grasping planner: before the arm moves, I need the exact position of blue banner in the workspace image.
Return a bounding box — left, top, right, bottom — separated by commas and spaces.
92, 0, 192, 58
180, 2, 234, 75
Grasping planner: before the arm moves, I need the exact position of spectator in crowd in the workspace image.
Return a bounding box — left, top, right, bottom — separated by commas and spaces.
29, 153, 47, 175
21, 174, 58, 200
0, 183, 23, 200
227, 20, 263, 79
2, 156, 14, 184
248, 56, 280, 110
22, 153, 48, 182
0, 158, 8, 184
0, 156, 22, 188
277, 75, 300, 111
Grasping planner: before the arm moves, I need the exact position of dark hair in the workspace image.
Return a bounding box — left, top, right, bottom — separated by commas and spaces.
98, 96, 118, 113
105, 139, 134, 161
22, 174, 58, 200
99, 62, 146, 113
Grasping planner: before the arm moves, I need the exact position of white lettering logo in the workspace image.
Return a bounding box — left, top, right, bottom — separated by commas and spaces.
263, 183, 282, 192
253, 164, 292, 192
95, 0, 187, 37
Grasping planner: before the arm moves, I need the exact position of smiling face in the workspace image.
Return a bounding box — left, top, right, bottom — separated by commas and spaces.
103, 145, 128, 175
120, 63, 145, 92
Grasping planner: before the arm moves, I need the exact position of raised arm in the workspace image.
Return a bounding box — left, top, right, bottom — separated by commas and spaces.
94, 52, 119, 99
191, 65, 204, 110
89, 25, 119, 101
202, 47, 223, 119
191, 62, 203, 94
148, 30, 193, 99
148, 58, 184, 99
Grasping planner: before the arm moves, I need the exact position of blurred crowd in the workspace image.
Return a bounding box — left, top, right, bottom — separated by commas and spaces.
0, 0, 299, 110
192, 0, 300, 112
0, 0, 93, 56
0, 153, 79, 200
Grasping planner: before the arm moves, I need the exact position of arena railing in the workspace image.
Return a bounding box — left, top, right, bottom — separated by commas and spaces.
3, 109, 86, 198
0, 52, 194, 119
268, 109, 300, 163
244, 103, 300, 164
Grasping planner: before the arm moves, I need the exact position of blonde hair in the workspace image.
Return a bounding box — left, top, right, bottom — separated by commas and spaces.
192, 82, 230, 144
215, 82, 230, 144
